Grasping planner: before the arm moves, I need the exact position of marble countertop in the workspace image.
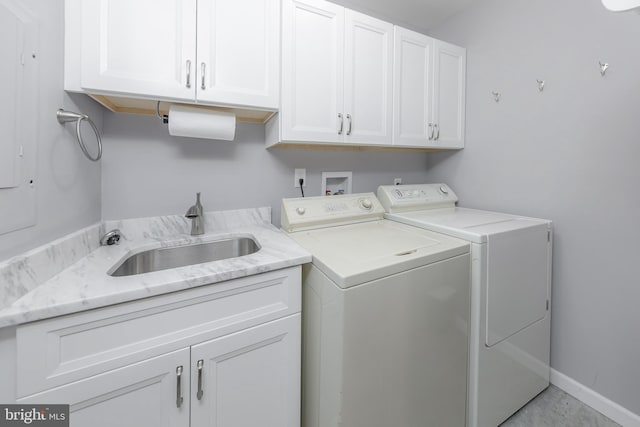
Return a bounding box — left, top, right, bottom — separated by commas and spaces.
0, 208, 311, 328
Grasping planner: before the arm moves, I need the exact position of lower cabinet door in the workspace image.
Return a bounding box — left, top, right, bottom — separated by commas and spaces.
190, 314, 301, 427
18, 348, 190, 427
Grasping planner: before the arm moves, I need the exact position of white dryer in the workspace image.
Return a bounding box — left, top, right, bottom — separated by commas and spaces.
377, 184, 552, 427
281, 193, 471, 427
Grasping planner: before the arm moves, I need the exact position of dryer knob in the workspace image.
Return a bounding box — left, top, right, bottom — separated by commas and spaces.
296, 207, 306, 215
360, 199, 373, 210
439, 185, 449, 195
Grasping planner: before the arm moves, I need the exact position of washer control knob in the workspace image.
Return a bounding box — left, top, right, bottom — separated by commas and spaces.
296, 207, 306, 215
439, 185, 449, 195
393, 189, 402, 199
360, 198, 373, 210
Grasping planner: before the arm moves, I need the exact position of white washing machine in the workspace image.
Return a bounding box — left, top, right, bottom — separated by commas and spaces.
377, 184, 552, 427
281, 193, 471, 427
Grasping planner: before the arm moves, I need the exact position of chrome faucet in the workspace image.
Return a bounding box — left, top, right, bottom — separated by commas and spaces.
185, 192, 204, 235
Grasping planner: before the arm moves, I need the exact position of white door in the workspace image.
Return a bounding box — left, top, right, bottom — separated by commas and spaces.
18, 349, 190, 427
281, 0, 344, 143
190, 315, 301, 427
392, 26, 434, 147
485, 225, 550, 347
343, 10, 393, 145
196, 0, 279, 109
432, 39, 466, 148
79, 0, 196, 100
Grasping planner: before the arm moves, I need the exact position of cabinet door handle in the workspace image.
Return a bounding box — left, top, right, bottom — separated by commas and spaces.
201, 63, 206, 90
338, 113, 344, 135
196, 359, 204, 400
435, 123, 440, 141
176, 366, 184, 408
186, 60, 192, 89
346, 114, 352, 136
428, 123, 434, 140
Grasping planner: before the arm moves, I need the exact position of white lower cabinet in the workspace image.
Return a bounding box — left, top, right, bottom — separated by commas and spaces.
19, 349, 192, 427
191, 315, 301, 427
15, 267, 302, 427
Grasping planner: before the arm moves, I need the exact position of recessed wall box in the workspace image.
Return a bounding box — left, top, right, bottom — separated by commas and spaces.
321, 172, 352, 196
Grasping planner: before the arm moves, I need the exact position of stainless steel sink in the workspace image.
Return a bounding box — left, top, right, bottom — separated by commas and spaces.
109, 236, 260, 277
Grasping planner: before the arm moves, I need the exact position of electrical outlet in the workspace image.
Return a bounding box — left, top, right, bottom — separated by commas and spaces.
294, 168, 306, 188
394, 178, 402, 185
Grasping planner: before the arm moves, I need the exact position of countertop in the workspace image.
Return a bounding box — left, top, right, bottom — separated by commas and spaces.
0, 208, 311, 328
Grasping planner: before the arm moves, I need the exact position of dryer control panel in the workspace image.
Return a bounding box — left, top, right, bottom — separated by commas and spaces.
281, 193, 385, 232
377, 184, 458, 213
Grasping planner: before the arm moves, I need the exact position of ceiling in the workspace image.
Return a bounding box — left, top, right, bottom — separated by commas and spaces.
328, 0, 479, 33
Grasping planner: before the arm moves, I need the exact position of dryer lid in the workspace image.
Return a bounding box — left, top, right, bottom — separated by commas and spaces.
386, 207, 550, 243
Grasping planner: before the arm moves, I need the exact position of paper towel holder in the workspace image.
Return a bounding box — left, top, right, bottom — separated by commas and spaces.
156, 101, 169, 124
161, 103, 237, 141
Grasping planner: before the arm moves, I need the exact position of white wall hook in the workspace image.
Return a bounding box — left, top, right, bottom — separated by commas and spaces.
599, 61, 609, 76
492, 91, 501, 102
537, 79, 545, 92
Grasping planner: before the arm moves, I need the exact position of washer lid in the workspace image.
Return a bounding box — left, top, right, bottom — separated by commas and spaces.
386, 207, 551, 243
286, 220, 469, 288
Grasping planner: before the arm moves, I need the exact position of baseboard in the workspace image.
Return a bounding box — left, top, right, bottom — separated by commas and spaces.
551, 368, 640, 427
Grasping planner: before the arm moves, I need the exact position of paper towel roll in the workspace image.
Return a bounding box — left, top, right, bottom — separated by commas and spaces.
167, 104, 236, 141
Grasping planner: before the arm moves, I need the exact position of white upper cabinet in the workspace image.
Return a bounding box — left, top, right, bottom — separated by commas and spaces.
196, 0, 279, 108
393, 27, 466, 149
276, 0, 392, 146
75, 0, 196, 100
393, 27, 434, 147
343, 10, 393, 145
280, 0, 344, 143
433, 39, 466, 148
66, 0, 279, 109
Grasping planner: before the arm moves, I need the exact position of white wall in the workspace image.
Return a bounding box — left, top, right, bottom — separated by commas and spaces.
0, 0, 101, 261
427, 0, 640, 415
100, 113, 432, 226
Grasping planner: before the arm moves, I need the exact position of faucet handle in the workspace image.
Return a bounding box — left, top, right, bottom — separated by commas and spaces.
100, 229, 122, 246
185, 192, 203, 218
185, 205, 199, 218
185, 192, 205, 235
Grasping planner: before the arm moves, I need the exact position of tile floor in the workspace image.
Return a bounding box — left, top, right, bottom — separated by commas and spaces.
500, 385, 621, 427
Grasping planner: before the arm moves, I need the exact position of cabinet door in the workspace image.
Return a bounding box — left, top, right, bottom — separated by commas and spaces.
432, 40, 466, 148
190, 314, 301, 427
281, 0, 344, 143
196, 0, 279, 109
343, 10, 393, 145
392, 27, 434, 147
18, 349, 190, 427
78, 0, 196, 100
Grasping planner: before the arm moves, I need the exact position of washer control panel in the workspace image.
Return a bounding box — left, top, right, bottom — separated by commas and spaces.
281, 193, 385, 232
377, 183, 458, 213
